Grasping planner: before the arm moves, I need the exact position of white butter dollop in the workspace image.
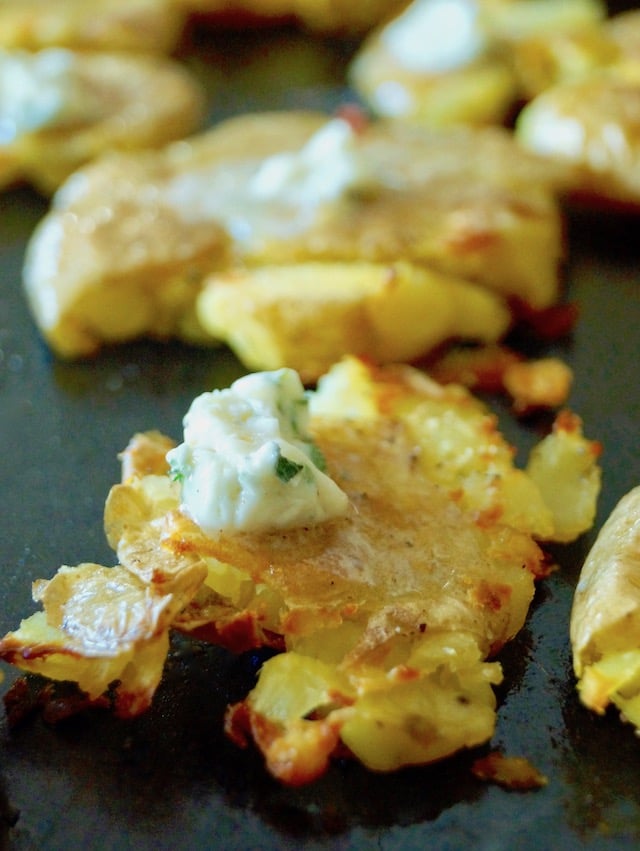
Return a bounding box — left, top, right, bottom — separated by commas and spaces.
163, 116, 376, 241
166, 368, 349, 535
382, 0, 486, 74
0, 48, 100, 144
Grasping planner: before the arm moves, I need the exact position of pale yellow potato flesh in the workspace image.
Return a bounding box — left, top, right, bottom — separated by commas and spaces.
23, 111, 566, 359
0, 49, 206, 195
197, 260, 511, 382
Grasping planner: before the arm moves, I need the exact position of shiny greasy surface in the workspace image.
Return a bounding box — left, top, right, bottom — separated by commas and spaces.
2, 15, 640, 851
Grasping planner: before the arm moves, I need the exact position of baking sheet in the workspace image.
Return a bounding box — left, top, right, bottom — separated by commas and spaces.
2, 9, 640, 850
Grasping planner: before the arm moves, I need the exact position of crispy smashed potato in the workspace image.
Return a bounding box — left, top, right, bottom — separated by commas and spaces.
0, 358, 602, 784
23, 109, 566, 359
571, 486, 640, 730
0, 48, 205, 194
312, 358, 600, 542
349, 0, 519, 128
511, 8, 640, 99
0, 0, 404, 54
0, 0, 185, 53
349, 0, 605, 127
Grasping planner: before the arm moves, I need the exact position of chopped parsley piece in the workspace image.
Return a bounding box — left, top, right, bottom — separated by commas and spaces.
275, 450, 304, 483
169, 464, 184, 483
308, 443, 327, 472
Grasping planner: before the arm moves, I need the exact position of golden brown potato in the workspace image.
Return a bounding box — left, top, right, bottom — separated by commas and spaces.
0, 557, 206, 717
571, 486, 640, 729
0, 0, 186, 53
23, 110, 567, 359
0, 357, 602, 784
0, 47, 206, 194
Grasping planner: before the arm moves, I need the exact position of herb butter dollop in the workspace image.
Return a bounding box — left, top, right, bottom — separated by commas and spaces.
249, 116, 375, 206
166, 368, 349, 535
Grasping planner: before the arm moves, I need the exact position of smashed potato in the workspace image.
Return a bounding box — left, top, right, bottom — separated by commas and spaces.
0, 358, 602, 784
0, 47, 205, 194
516, 63, 640, 209
0, 0, 185, 54
512, 7, 640, 208
349, 0, 605, 127
24, 109, 566, 359
571, 486, 640, 729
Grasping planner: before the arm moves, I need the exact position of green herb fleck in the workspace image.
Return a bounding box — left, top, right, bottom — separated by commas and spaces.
308, 443, 327, 472
169, 465, 184, 483
275, 451, 304, 483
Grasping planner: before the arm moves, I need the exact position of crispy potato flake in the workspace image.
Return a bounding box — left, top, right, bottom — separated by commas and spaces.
472, 751, 548, 790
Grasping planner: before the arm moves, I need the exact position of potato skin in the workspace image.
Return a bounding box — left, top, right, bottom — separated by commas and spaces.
571, 486, 640, 677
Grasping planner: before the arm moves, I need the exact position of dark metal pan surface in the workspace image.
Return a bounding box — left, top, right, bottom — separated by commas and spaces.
2, 9, 640, 850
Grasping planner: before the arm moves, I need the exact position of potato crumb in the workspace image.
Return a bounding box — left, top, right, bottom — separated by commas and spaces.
472, 751, 548, 790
